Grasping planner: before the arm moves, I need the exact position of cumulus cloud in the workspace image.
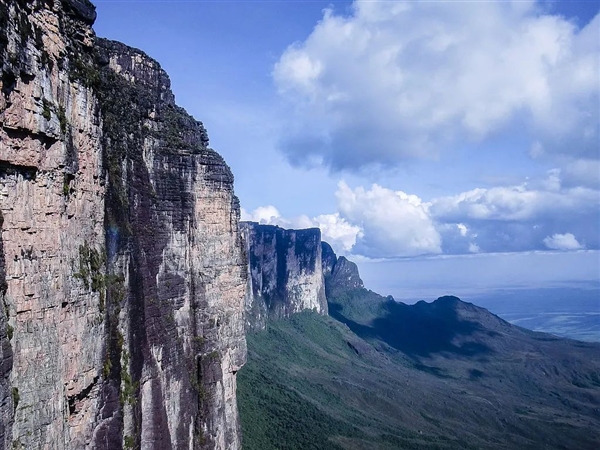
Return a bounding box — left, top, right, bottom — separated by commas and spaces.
429, 171, 599, 253
241, 205, 281, 224
335, 182, 441, 257
242, 182, 443, 258
274, 0, 599, 170
244, 169, 598, 258
543, 233, 584, 250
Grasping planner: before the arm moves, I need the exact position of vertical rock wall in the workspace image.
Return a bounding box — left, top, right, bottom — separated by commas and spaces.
321, 242, 364, 298
0, 211, 12, 449
240, 222, 327, 330
0, 1, 105, 447
94, 39, 246, 450
0, 1, 246, 449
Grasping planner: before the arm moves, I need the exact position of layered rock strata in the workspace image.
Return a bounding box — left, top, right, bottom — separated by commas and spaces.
0, 1, 246, 449
240, 222, 328, 330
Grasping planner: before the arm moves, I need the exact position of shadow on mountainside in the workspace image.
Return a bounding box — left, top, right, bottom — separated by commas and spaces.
328, 293, 494, 359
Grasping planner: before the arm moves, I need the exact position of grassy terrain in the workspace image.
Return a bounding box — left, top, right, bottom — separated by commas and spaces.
238, 312, 469, 450
238, 294, 600, 450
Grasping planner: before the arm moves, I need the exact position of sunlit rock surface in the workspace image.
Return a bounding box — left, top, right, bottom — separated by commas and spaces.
0, 1, 246, 448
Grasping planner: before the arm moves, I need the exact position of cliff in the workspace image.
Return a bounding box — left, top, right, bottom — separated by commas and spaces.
0, 1, 246, 449
321, 242, 363, 298
240, 222, 327, 330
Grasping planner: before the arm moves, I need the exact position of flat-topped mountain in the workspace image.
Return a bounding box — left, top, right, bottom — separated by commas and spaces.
240, 222, 328, 329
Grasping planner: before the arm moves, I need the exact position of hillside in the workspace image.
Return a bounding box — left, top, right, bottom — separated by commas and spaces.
238, 273, 600, 449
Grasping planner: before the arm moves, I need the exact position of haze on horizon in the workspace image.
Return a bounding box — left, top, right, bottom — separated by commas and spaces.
93, 0, 600, 300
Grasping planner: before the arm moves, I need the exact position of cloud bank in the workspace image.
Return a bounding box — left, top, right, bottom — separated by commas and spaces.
244, 168, 599, 258
274, 0, 599, 171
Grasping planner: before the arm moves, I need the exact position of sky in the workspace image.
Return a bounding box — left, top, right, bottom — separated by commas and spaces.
93, 0, 600, 302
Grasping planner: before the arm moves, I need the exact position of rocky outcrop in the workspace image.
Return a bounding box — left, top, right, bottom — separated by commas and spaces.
322, 242, 364, 298
240, 222, 327, 330
0, 1, 246, 449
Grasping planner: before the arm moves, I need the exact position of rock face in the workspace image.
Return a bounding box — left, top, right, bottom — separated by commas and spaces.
0, 1, 246, 449
240, 222, 327, 330
321, 242, 364, 298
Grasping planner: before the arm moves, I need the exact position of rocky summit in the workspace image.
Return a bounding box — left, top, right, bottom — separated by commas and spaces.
0, 1, 246, 448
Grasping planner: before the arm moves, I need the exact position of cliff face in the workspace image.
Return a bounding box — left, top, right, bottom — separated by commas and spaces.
321, 242, 363, 298
0, 1, 246, 449
240, 222, 327, 330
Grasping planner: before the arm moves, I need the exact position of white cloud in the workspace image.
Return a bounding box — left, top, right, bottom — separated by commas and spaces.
244, 171, 599, 258
469, 243, 481, 254
430, 183, 598, 222
312, 213, 360, 252
274, 0, 599, 170
543, 233, 584, 250
241, 205, 281, 224
335, 181, 442, 257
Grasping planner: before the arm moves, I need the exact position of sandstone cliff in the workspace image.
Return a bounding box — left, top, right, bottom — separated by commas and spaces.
321, 242, 364, 298
240, 222, 328, 330
0, 1, 246, 449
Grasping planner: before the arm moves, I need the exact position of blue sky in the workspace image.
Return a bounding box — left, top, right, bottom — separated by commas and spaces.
93, 0, 600, 301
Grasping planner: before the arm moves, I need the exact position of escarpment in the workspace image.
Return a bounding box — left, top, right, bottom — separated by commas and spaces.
0, 1, 246, 449
321, 242, 363, 298
240, 222, 328, 330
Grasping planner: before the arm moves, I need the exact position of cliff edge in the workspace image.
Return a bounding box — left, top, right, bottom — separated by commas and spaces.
0, 1, 246, 449
240, 222, 328, 330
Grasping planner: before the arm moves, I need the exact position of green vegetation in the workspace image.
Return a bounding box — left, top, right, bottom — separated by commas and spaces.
41, 99, 52, 121
238, 312, 460, 450
238, 298, 600, 449
69, 57, 100, 89
102, 354, 112, 378
57, 105, 68, 135
124, 435, 135, 449
74, 242, 105, 292
73, 243, 125, 315
63, 173, 73, 197
11, 387, 19, 411
120, 357, 139, 406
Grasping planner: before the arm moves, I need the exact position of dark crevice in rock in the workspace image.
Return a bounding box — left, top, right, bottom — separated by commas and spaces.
2, 126, 59, 150
67, 375, 98, 415
1, 71, 16, 98
0, 160, 37, 181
